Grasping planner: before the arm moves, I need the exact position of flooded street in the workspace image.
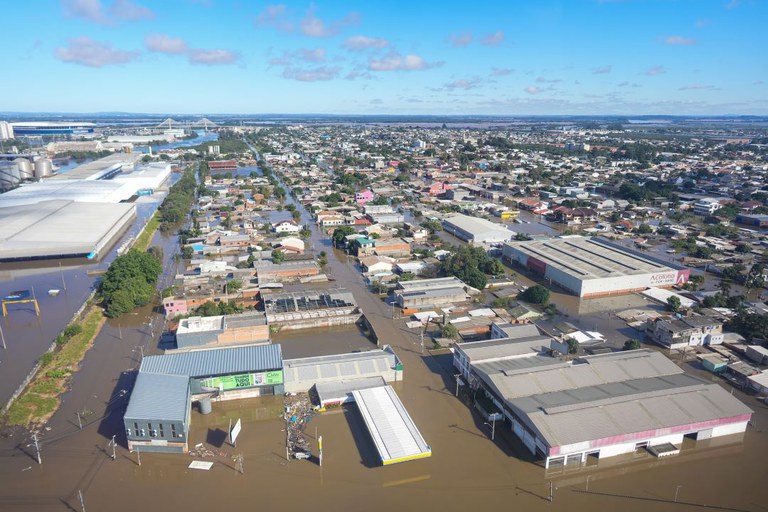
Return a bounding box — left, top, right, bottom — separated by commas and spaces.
0, 158, 766, 512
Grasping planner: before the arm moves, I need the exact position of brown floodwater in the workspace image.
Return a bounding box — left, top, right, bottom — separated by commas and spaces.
1, 163, 766, 512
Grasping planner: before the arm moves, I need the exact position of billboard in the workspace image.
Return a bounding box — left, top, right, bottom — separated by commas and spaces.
200, 370, 283, 391
648, 269, 689, 287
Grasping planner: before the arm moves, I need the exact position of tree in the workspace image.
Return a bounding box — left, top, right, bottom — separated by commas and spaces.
636, 223, 653, 234
332, 226, 356, 247
271, 249, 285, 263
735, 243, 753, 254
519, 285, 550, 304
99, 249, 162, 317
225, 279, 243, 292
667, 295, 682, 313
623, 339, 642, 351
440, 323, 459, 340
745, 263, 766, 291
292, 210, 302, 222
420, 220, 442, 234
566, 338, 579, 355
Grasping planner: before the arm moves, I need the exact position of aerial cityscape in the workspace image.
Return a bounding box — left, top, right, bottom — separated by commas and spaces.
1, 1, 767, 511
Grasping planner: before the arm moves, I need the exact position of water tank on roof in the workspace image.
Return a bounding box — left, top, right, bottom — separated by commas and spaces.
13, 158, 33, 180
199, 397, 212, 415
34, 158, 53, 178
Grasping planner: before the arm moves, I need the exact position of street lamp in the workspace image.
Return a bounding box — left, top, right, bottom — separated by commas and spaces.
484, 415, 497, 441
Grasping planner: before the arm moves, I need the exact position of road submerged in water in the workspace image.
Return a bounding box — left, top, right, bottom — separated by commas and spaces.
0, 159, 766, 511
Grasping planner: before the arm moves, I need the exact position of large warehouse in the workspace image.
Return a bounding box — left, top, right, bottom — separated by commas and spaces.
0, 199, 136, 261
503, 236, 690, 298
442, 213, 515, 245
457, 344, 753, 468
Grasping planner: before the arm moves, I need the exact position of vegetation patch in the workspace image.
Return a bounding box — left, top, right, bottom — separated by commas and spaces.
3, 308, 105, 427
99, 249, 162, 317
134, 213, 160, 252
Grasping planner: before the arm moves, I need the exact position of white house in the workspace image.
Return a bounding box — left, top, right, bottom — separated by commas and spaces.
273, 220, 301, 234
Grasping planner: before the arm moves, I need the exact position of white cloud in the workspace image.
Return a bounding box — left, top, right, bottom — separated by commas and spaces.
62, 0, 154, 25
449, 32, 473, 47
480, 31, 504, 46
282, 65, 341, 81
592, 64, 612, 74
663, 35, 696, 45
490, 67, 513, 76
444, 78, 482, 90
255, 4, 294, 32
144, 34, 240, 65
110, 0, 154, 21
342, 35, 389, 51
536, 76, 562, 83
344, 68, 372, 80
678, 84, 719, 91
187, 48, 239, 65
524, 86, 542, 95
300, 6, 359, 38
55, 36, 138, 67
695, 19, 711, 28
368, 52, 443, 72
144, 34, 188, 54
645, 65, 665, 76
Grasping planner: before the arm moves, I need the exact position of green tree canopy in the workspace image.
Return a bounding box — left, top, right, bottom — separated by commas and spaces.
519, 285, 550, 304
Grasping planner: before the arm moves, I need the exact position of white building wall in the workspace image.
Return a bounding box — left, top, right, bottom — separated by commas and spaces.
598, 441, 636, 458
712, 421, 748, 438
648, 433, 685, 446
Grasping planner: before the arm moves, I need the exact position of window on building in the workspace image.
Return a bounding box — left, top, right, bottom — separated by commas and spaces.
159, 424, 164, 437
134, 422, 139, 432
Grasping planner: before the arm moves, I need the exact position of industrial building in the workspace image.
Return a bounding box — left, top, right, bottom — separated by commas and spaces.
282, 346, 401, 394
353, 385, 432, 465
48, 153, 144, 181
10, 121, 95, 136
0, 200, 136, 261
124, 344, 284, 453
175, 311, 269, 350
262, 289, 360, 330
124, 344, 407, 454
455, 345, 753, 468
254, 260, 321, 283
503, 236, 690, 298
442, 213, 515, 245
393, 276, 472, 309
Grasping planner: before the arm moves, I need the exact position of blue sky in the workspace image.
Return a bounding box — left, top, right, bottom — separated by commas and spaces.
2, 0, 766, 115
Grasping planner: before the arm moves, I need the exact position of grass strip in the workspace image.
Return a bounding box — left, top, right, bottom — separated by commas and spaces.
134, 212, 160, 252
3, 307, 106, 427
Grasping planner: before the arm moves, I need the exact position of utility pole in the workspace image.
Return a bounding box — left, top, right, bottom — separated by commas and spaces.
111, 435, 116, 460
318, 435, 323, 467
549, 481, 554, 502
491, 416, 496, 441
118, 323, 122, 340
78, 490, 85, 512
674, 485, 682, 503
59, 262, 67, 292
77, 412, 82, 429
32, 432, 41, 465
137, 446, 141, 466
0, 322, 6, 350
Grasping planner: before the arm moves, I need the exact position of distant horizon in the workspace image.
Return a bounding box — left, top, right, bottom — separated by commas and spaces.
3, 1, 765, 115
3, 111, 767, 120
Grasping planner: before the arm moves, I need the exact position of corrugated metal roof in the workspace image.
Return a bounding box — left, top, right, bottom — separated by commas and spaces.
125, 372, 190, 422
352, 385, 431, 465
140, 344, 283, 378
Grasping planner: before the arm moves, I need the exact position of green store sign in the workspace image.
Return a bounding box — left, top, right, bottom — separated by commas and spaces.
200, 371, 283, 390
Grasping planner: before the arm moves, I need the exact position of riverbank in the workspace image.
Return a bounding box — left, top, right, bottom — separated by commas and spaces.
2, 306, 106, 427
